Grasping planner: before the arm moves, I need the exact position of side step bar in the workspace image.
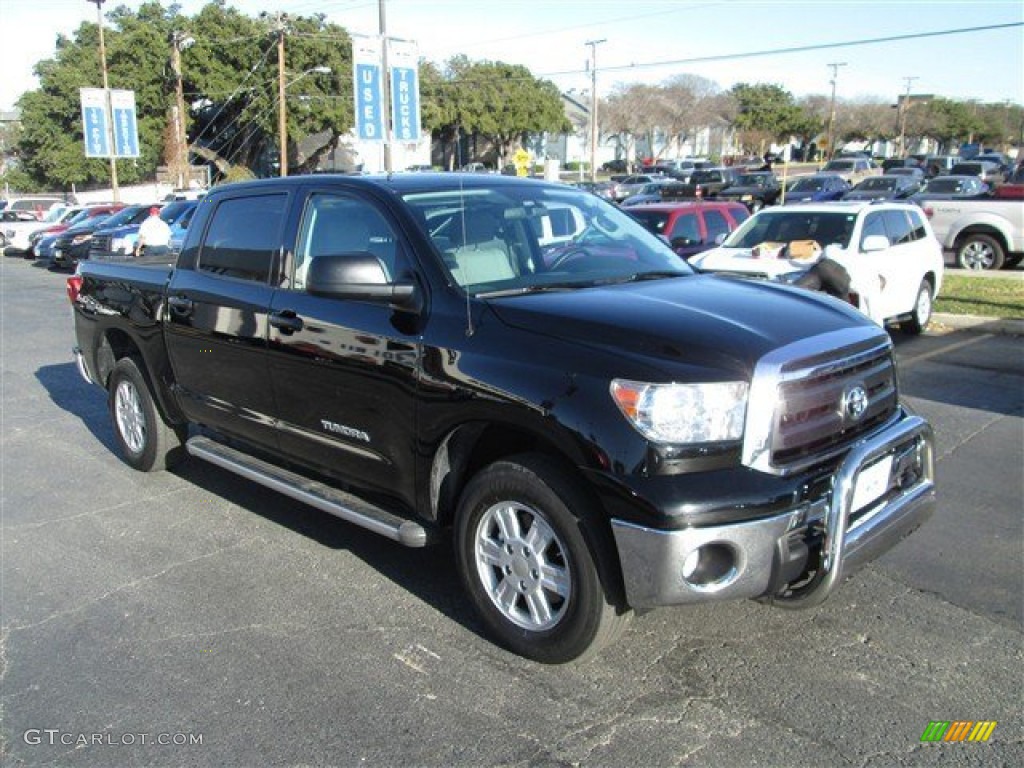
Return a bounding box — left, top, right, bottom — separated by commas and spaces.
186, 436, 429, 547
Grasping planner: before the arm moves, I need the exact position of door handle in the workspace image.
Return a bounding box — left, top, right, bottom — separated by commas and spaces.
269, 310, 304, 334
167, 295, 193, 314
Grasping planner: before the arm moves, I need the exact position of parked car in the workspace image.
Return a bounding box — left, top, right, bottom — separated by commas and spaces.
948, 161, 1004, 184
167, 200, 201, 254
2, 204, 88, 254
842, 175, 922, 201
53, 205, 148, 270
69, 172, 936, 662
600, 159, 629, 173
619, 180, 687, 206
89, 201, 197, 261
881, 157, 923, 173
0, 210, 44, 250
923, 155, 957, 177
571, 181, 616, 201
625, 200, 750, 258
884, 167, 925, 180
820, 158, 879, 183
458, 162, 491, 173
716, 171, 782, 211
909, 175, 990, 202
0, 195, 72, 218
669, 167, 742, 199
783, 174, 851, 203
921, 196, 1024, 270
691, 201, 943, 332
27, 204, 123, 260
609, 173, 667, 202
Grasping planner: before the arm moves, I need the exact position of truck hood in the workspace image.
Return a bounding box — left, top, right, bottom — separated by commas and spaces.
720, 185, 769, 197
487, 274, 866, 378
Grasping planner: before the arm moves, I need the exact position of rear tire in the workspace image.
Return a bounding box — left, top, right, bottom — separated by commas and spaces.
108, 357, 185, 472
900, 280, 933, 335
454, 454, 630, 663
956, 234, 1005, 271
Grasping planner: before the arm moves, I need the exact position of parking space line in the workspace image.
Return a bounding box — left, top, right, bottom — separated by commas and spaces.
899, 333, 993, 368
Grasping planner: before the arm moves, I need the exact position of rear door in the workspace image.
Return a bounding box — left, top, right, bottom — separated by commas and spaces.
264, 188, 422, 508
164, 190, 292, 449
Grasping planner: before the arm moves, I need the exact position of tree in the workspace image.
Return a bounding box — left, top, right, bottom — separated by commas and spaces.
420, 57, 568, 170
730, 83, 815, 152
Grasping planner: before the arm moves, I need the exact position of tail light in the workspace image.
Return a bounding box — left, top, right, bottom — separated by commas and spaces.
66, 275, 83, 304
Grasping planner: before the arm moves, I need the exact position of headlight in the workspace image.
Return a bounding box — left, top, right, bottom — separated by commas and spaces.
610, 379, 748, 444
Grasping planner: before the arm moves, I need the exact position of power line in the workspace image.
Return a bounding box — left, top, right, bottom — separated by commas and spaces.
535, 22, 1024, 79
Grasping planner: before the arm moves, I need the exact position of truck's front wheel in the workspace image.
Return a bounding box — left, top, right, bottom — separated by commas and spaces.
455, 454, 629, 663
108, 357, 184, 472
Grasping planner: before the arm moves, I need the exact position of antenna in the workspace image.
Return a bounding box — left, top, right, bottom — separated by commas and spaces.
458, 175, 474, 337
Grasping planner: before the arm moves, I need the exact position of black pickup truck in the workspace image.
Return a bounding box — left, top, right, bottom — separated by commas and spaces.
70, 174, 936, 663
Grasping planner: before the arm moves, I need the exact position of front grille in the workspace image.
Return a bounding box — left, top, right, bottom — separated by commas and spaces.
90, 235, 112, 255
743, 328, 899, 475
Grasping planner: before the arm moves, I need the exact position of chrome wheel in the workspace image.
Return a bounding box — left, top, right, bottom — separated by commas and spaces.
114, 378, 146, 454
915, 285, 932, 326
473, 501, 571, 631
960, 241, 995, 270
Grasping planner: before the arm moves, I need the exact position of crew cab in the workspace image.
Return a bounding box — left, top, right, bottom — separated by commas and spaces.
70, 175, 936, 663
690, 201, 944, 333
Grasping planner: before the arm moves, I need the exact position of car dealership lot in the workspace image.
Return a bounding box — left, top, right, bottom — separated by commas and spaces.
1, 258, 1021, 766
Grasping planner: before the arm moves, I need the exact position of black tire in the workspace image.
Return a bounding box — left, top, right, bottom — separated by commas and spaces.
956, 233, 1005, 271
108, 357, 185, 472
454, 454, 630, 663
899, 279, 933, 335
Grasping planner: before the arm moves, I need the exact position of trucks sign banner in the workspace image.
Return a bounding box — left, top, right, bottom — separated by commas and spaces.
79, 88, 140, 159
388, 39, 421, 143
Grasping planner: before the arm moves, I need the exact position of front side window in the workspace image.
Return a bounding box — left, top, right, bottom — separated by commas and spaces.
668, 213, 700, 243
703, 210, 730, 242
198, 194, 287, 283
291, 194, 399, 291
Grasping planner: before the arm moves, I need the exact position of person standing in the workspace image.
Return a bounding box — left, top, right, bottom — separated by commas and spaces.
134, 206, 171, 257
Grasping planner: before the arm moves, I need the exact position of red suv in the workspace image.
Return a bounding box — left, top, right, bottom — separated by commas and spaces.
625, 201, 749, 259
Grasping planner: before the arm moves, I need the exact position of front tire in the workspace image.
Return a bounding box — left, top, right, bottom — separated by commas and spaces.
455, 454, 629, 663
900, 279, 933, 335
956, 234, 1005, 271
108, 357, 184, 472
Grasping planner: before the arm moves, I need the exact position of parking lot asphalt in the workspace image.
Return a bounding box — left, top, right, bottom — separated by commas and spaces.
1, 256, 1022, 766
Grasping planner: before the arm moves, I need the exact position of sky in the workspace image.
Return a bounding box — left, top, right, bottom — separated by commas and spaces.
1, 0, 1022, 112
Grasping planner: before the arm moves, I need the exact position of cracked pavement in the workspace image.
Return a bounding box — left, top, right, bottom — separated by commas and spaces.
1, 257, 1021, 766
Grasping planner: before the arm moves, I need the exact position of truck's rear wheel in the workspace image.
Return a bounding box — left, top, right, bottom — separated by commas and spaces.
956, 234, 1004, 271
108, 357, 184, 472
455, 454, 629, 663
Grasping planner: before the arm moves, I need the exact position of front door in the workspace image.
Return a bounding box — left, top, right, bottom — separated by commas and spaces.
265, 190, 422, 511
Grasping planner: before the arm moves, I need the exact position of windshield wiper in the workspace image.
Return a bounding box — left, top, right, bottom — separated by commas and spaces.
599, 271, 689, 285
476, 282, 588, 298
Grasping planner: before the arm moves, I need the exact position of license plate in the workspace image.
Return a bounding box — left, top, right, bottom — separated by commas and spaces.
851, 455, 894, 513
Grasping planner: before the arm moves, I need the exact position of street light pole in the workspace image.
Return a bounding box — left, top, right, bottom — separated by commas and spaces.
170, 31, 192, 188
87, 0, 119, 201
825, 61, 847, 161
379, 0, 392, 173
585, 39, 605, 183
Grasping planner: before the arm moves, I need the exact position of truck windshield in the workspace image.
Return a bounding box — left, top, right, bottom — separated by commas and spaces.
402, 184, 692, 296
723, 210, 857, 249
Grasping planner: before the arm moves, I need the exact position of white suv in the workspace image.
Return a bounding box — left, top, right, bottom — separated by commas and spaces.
690, 201, 944, 334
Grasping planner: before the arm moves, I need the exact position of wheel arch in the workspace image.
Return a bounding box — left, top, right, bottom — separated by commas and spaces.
428, 421, 628, 609
952, 223, 1010, 253
95, 328, 186, 427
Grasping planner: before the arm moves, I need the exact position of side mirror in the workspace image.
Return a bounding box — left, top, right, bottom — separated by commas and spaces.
306, 252, 420, 312
861, 235, 889, 253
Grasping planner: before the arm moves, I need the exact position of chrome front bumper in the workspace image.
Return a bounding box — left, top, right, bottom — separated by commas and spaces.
612, 413, 935, 611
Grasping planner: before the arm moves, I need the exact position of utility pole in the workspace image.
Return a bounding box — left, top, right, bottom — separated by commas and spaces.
275, 13, 288, 176
585, 39, 606, 183
825, 62, 847, 161
87, 0, 119, 201
379, 0, 392, 173
898, 76, 919, 158
170, 31, 192, 188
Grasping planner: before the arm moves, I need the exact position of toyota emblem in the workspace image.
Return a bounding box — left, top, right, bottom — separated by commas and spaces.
842, 384, 869, 422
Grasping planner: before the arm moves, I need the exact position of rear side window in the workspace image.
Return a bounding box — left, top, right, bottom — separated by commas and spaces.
198, 194, 287, 283
668, 213, 699, 243
906, 208, 927, 240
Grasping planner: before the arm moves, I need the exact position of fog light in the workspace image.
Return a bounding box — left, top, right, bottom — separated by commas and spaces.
681, 543, 738, 590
